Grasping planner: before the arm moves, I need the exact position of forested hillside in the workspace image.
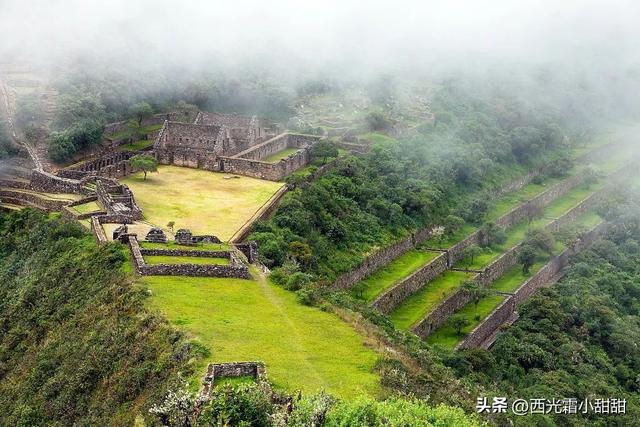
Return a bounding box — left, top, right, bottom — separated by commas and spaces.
0, 210, 199, 426
447, 188, 640, 425
249, 79, 595, 282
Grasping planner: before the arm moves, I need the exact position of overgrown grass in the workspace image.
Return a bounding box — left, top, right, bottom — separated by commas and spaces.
263, 148, 300, 163
139, 241, 230, 251
389, 270, 475, 330
70, 201, 102, 214
122, 166, 283, 240
141, 273, 381, 398
351, 249, 442, 301
143, 255, 230, 265
118, 139, 155, 152
108, 123, 162, 141
426, 295, 507, 348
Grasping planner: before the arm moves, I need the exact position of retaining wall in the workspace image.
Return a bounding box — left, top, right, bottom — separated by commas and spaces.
200, 362, 266, 398
372, 172, 584, 314
458, 221, 606, 349
30, 170, 84, 194
128, 236, 250, 279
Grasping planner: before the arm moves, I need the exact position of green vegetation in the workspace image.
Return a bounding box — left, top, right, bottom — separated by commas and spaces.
139, 241, 230, 251
142, 272, 381, 398
263, 147, 300, 163
122, 165, 283, 240
352, 249, 441, 301
143, 255, 230, 265
118, 139, 155, 152
70, 201, 102, 214
450, 191, 640, 425
0, 210, 197, 426
389, 270, 475, 329
130, 153, 159, 180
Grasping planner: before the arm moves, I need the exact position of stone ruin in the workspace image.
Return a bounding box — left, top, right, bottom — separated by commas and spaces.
200, 362, 266, 398
153, 111, 321, 181
174, 229, 194, 245
145, 227, 167, 243
112, 224, 128, 242
174, 229, 221, 245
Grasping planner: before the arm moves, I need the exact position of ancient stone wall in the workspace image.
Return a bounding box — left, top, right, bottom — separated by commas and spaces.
200, 362, 266, 397
0, 189, 69, 211
234, 242, 258, 263
220, 149, 309, 181
0, 177, 30, 189
96, 178, 143, 220
458, 221, 606, 349
230, 185, 289, 243
30, 170, 84, 194
331, 235, 418, 291
128, 236, 250, 279
91, 216, 108, 244
372, 252, 448, 314
139, 248, 232, 258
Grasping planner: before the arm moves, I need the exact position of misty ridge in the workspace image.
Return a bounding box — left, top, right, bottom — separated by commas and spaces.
1, 0, 639, 88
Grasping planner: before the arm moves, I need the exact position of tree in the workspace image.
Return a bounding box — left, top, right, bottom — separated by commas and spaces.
444, 215, 464, 236
310, 140, 339, 164
166, 221, 175, 231
129, 102, 153, 126
525, 228, 555, 255
461, 245, 482, 268
517, 244, 537, 274
462, 281, 488, 308
365, 111, 392, 131
449, 315, 470, 336
479, 222, 506, 247
583, 165, 600, 189
130, 154, 158, 180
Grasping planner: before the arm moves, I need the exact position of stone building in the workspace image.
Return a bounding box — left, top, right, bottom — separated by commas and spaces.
153, 112, 321, 181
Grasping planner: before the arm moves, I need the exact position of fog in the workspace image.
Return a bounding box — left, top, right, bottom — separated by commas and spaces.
1, 0, 638, 79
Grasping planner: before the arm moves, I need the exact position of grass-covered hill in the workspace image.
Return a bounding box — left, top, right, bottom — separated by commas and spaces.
0, 210, 198, 426
0, 210, 487, 426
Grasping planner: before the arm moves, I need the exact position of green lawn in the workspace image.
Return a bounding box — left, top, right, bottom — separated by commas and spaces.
429, 210, 604, 348
139, 241, 230, 251
108, 123, 163, 141
352, 249, 442, 301
263, 148, 300, 163
426, 295, 507, 348
422, 224, 477, 249
70, 201, 102, 214
214, 376, 256, 387
143, 255, 230, 265
485, 176, 563, 221
389, 270, 475, 330
118, 139, 155, 152
142, 272, 380, 398
122, 165, 283, 240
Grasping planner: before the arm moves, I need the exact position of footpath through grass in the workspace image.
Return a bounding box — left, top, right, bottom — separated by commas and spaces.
142, 271, 381, 398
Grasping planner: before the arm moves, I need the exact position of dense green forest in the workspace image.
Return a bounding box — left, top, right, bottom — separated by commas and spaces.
0, 210, 198, 425
250, 81, 577, 283
447, 189, 640, 426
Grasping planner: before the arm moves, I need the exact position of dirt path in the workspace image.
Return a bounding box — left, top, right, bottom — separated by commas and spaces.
252, 267, 328, 388
0, 78, 42, 171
